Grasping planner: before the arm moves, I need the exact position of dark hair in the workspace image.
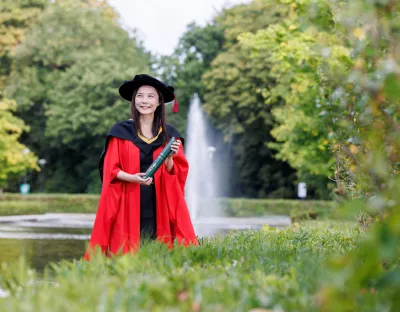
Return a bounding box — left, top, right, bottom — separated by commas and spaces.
130, 87, 168, 144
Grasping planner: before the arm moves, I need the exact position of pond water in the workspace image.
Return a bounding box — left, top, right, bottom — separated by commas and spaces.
0, 214, 291, 270
0, 225, 90, 270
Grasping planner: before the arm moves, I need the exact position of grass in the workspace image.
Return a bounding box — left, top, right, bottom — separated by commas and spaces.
0, 221, 371, 312
2, 195, 382, 310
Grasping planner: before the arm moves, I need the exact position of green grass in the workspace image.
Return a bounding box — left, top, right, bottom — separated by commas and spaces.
0, 221, 374, 312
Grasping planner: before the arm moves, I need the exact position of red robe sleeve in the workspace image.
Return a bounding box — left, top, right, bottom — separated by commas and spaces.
161, 143, 198, 246
84, 137, 122, 260
165, 141, 188, 192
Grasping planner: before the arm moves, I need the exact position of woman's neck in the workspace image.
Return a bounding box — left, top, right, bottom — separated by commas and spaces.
139, 114, 155, 136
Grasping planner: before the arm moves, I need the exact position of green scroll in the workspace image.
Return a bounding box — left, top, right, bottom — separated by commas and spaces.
143, 137, 176, 179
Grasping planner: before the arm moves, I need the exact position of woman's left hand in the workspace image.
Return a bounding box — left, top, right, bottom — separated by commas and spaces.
169, 140, 181, 157
164, 140, 180, 172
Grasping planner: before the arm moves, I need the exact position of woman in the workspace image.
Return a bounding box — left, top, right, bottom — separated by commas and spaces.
84, 74, 198, 260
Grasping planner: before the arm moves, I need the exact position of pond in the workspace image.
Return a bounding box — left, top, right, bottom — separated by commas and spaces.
0, 225, 89, 270
0, 214, 291, 270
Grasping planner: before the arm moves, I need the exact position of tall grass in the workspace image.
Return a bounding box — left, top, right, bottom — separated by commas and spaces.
0, 222, 374, 311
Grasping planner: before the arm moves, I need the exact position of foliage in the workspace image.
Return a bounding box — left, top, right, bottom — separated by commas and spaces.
201, 0, 304, 198
0, 0, 47, 89
153, 1, 310, 198
223, 198, 338, 221
310, 0, 400, 310
0, 223, 364, 311
327, 1, 399, 199
155, 21, 225, 134
320, 212, 400, 311
0, 0, 46, 188
0, 99, 38, 188
0, 193, 99, 215
5, 0, 151, 193
239, 0, 351, 179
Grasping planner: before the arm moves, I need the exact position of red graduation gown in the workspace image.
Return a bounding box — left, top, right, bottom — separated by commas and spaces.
84, 135, 198, 260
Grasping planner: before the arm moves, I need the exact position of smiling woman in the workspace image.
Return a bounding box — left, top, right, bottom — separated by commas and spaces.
84, 74, 198, 260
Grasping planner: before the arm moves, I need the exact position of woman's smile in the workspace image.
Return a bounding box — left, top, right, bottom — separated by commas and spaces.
135, 85, 159, 115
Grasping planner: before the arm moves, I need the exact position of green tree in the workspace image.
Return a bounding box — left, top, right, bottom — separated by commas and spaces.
6, 0, 151, 193
0, 0, 46, 189
155, 21, 225, 134
0, 98, 38, 189
203, 0, 304, 198
0, 0, 47, 89
239, 0, 351, 192
156, 0, 302, 197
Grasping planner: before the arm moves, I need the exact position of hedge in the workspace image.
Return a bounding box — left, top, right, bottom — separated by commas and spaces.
0, 194, 338, 221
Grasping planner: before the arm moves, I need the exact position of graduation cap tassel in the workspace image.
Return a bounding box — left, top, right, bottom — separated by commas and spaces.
172, 95, 179, 113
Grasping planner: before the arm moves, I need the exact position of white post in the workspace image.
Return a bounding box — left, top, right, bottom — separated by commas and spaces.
298, 182, 307, 199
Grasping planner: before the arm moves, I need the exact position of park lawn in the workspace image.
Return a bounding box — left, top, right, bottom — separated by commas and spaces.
0, 220, 389, 312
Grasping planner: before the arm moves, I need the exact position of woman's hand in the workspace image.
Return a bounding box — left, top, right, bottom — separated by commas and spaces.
116, 171, 153, 185
164, 140, 181, 172
169, 140, 181, 157
130, 173, 153, 185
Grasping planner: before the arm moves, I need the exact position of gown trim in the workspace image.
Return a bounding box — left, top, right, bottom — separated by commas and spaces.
137, 127, 162, 144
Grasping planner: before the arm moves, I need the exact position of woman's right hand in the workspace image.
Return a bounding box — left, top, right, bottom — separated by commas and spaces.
130, 173, 153, 185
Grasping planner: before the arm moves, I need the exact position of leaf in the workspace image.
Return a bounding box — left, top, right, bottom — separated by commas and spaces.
383, 73, 400, 102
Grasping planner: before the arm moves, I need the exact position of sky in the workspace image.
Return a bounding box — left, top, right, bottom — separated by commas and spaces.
108, 0, 251, 56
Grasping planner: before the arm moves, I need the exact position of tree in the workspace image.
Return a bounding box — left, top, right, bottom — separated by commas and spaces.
154, 21, 225, 134
0, 98, 38, 189
6, 0, 151, 192
0, 0, 47, 189
202, 0, 303, 198
239, 0, 351, 188
0, 0, 47, 89
156, 0, 303, 198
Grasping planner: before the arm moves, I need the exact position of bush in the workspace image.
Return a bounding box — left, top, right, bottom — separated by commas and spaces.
221, 198, 337, 221
0, 193, 99, 215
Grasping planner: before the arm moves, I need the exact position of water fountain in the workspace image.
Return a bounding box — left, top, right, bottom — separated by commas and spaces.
184, 94, 291, 237
185, 94, 222, 220
185, 94, 225, 236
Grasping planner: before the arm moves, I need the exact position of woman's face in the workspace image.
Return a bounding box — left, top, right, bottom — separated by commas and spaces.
135, 85, 160, 115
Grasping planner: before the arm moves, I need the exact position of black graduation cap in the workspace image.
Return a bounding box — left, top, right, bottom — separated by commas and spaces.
118, 74, 178, 112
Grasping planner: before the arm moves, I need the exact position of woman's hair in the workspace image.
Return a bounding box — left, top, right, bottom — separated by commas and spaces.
130, 88, 168, 144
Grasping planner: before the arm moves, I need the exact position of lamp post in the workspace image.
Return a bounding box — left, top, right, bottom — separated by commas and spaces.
38, 158, 47, 193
